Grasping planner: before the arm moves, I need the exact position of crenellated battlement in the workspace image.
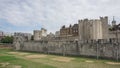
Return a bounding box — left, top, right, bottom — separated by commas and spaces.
13, 36, 120, 60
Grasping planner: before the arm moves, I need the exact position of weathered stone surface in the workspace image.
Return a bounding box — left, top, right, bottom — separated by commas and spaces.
14, 38, 120, 60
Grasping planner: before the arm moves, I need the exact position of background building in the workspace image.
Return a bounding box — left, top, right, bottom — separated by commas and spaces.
55, 31, 60, 37
72, 24, 79, 36
60, 25, 72, 37
33, 28, 47, 41
14, 32, 32, 40
47, 32, 55, 38
4, 32, 13, 37
109, 18, 120, 39
60, 24, 79, 37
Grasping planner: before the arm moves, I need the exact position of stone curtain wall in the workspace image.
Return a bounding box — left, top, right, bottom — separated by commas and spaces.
21, 41, 78, 55
14, 39, 120, 60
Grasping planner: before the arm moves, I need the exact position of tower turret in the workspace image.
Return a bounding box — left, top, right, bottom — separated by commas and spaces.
112, 16, 116, 26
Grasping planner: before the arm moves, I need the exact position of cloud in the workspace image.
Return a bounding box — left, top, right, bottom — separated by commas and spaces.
0, 0, 120, 33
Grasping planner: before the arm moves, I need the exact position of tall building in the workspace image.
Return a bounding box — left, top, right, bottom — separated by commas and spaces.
78, 16, 109, 40
33, 28, 47, 41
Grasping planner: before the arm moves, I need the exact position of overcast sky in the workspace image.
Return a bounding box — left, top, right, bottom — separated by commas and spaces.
0, 0, 120, 33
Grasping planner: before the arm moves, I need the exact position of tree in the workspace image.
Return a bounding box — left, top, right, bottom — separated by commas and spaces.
1, 36, 13, 44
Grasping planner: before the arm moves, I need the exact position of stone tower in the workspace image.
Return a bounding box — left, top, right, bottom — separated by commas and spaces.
78, 16, 109, 40
78, 19, 90, 40
33, 28, 47, 41
100, 16, 109, 39
89, 19, 103, 40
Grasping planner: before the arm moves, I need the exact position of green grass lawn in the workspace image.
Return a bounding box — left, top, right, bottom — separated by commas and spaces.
0, 48, 120, 68
0, 48, 55, 68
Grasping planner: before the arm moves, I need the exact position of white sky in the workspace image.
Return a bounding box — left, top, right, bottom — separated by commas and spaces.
0, 0, 120, 33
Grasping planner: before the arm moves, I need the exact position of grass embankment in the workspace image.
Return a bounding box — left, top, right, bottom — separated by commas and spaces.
0, 48, 120, 68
